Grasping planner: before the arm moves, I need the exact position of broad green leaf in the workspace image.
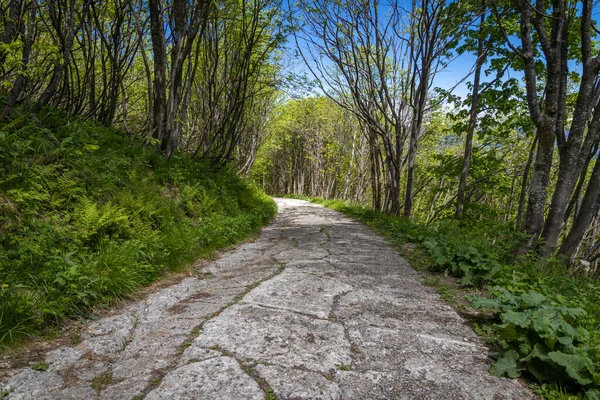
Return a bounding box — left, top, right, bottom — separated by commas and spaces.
547, 352, 594, 385
490, 349, 521, 378
459, 269, 475, 286
518, 342, 532, 357
501, 310, 530, 328
586, 389, 600, 400
557, 336, 573, 346
532, 314, 552, 335
528, 360, 553, 382
520, 291, 546, 307
529, 343, 551, 362
562, 307, 586, 318
561, 322, 578, 339
496, 323, 518, 340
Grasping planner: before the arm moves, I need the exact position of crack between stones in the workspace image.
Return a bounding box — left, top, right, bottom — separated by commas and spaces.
318, 226, 332, 258
259, 235, 286, 256
254, 360, 340, 383
94, 302, 150, 360
208, 263, 276, 280
245, 302, 329, 320
329, 290, 359, 370
133, 256, 288, 399
185, 258, 287, 337
208, 347, 276, 400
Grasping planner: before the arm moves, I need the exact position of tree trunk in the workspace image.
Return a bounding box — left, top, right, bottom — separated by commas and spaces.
511, 0, 561, 244
559, 156, 600, 261
149, 0, 210, 157
0, 0, 21, 66
403, 121, 418, 217
2, 1, 33, 119
148, 0, 167, 147
523, 119, 555, 236
456, 14, 485, 219
369, 132, 382, 211
564, 142, 598, 223
516, 136, 537, 229
540, 57, 600, 256
35, 0, 77, 112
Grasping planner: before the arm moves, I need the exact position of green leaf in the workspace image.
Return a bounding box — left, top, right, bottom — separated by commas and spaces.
459, 269, 475, 286
518, 342, 532, 356
498, 289, 518, 306
520, 291, 546, 307
547, 351, 594, 385
529, 343, 551, 362
490, 349, 521, 378
562, 307, 586, 318
528, 360, 553, 382
30, 361, 49, 371
532, 314, 552, 335
586, 389, 600, 400
496, 323, 518, 340
561, 322, 578, 339
502, 310, 530, 328
557, 336, 573, 346
469, 296, 499, 310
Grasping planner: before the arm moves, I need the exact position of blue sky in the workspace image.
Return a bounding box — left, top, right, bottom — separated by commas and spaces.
284, 0, 598, 101
285, 38, 489, 100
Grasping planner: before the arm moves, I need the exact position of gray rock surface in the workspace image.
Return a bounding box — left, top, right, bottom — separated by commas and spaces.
0, 198, 534, 399
145, 357, 264, 400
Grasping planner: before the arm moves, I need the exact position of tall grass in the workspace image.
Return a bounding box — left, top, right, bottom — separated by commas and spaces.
0, 108, 276, 348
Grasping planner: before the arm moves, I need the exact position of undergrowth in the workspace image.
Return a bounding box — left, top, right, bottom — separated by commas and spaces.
0, 108, 276, 349
294, 196, 600, 400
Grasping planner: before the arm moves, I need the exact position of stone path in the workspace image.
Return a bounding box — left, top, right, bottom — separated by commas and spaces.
1, 198, 534, 399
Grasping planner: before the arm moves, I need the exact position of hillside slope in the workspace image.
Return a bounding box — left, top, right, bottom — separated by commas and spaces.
0, 108, 276, 347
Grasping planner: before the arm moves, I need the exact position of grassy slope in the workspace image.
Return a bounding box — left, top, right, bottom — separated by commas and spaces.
0, 108, 276, 347
295, 196, 600, 400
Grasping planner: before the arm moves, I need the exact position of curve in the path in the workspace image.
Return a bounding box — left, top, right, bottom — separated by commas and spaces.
1, 198, 534, 400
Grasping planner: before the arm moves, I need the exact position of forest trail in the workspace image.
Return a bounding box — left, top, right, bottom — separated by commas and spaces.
1, 198, 533, 400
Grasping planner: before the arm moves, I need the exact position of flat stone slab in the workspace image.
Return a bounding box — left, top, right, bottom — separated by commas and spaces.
255, 364, 342, 400
242, 271, 353, 318
193, 303, 352, 374
0, 198, 534, 399
145, 357, 264, 400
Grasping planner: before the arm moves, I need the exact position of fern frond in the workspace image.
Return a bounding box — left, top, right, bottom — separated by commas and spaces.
2, 115, 31, 134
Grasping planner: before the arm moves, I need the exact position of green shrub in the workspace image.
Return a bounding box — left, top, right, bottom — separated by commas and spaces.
423, 234, 501, 286
472, 290, 597, 390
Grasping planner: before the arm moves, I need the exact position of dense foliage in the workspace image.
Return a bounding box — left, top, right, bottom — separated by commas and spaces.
0, 108, 276, 347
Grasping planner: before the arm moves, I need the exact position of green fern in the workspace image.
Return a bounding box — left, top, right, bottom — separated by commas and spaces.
47, 170, 85, 208
75, 198, 131, 242
2, 115, 52, 143
179, 184, 219, 219
1, 115, 31, 134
